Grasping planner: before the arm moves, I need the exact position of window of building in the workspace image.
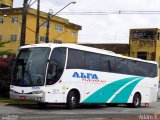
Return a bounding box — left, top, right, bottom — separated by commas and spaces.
40, 36, 46, 42
11, 35, 17, 41
53, 39, 62, 44
158, 33, 160, 40
72, 32, 76, 38
41, 22, 46, 27
12, 17, 18, 23
41, 22, 50, 28
133, 32, 139, 39
137, 52, 147, 60
55, 25, 63, 32
0, 35, 2, 42
0, 18, 4, 24
132, 31, 155, 40
151, 52, 155, 61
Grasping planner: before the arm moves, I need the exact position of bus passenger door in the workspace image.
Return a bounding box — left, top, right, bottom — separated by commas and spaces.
46, 60, 58, 85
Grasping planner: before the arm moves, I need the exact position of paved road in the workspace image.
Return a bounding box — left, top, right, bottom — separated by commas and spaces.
0, 102, 160, 120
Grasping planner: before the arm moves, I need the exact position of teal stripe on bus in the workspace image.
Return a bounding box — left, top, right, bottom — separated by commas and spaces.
111, 78, 143, 103
83, 77, 142, 103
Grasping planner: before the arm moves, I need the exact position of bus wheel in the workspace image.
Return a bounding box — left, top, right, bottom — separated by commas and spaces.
132, 93, 141, 108
67, 91, 77, 109
38, 102, 47, 108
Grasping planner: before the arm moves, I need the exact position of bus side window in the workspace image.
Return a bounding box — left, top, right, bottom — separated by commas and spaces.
101, 55, 112, 72
114, 58, 128, 74
67, 49, 85, 69
108, 60, 112, 72
127, 60, 139, 76
85, 52, 101, 71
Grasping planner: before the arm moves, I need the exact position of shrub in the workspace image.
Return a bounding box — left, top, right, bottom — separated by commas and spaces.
0, 54, 15, 98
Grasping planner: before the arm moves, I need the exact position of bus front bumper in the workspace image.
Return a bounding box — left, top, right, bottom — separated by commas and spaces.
10, 91, 45, 102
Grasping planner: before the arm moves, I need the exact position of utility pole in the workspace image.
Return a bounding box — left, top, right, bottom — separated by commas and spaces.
45, 9, 53, 43
43, 2, 76, 43
20, 0, 29, 46
35, 0, 40, 44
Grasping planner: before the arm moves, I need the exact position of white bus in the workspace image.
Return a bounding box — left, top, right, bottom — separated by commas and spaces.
10, 44, 159, 109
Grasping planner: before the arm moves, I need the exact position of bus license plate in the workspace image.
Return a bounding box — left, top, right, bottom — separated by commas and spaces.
19, 96, 25, 100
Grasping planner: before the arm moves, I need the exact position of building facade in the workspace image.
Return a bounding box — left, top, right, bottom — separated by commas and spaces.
81, 44, 129, 56
129, 28, 160, 65
0, 7, 81, 52
84, 28, 160, 64
0, 0, 13, 8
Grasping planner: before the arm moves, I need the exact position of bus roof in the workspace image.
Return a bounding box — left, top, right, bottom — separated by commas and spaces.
20, 43, 158, 65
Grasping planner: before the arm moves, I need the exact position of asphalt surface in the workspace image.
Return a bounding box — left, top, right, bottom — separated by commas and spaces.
0, 101, 160, 120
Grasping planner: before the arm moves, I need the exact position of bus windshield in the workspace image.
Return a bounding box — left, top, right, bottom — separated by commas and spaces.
11, 47, 50, 86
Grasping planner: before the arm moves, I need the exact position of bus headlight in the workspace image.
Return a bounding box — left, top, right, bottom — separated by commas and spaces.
32, 90, 44, 94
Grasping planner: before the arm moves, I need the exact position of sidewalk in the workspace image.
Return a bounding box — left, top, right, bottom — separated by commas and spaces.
0, 102, 9, 106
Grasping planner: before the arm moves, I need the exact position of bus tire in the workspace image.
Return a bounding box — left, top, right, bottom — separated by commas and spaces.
132, 93, 141, 108
67, 91, 77, 109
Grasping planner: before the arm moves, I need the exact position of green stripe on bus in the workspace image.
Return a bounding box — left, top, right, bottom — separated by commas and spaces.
111, 78, 143, 103
83, 77, 142, 103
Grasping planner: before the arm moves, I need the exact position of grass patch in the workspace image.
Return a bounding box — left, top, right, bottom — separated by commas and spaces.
0, 97, 36, 104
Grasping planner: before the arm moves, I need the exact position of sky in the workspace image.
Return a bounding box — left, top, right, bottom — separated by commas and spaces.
13, 0, 160, 44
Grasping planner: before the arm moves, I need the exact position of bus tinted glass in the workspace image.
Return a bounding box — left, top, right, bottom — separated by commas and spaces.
67, 48, 157, 78
67, 49, 85, 69
11, 47, 50, 86
50, 47, 66, 71
85, 52, 101, 71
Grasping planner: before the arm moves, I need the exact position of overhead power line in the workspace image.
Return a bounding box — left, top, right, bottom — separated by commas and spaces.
53, 10, 160, 15
28, 0, 38, 7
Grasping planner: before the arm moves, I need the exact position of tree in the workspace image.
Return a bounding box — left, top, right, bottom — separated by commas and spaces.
0, 41, 10, 47
0, 41, 13, 55
0, 41, 15, 97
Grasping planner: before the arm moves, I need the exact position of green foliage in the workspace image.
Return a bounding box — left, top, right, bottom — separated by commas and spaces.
0, 57, 11, 98
0, 55, 16, 98
0, 41, 10, 47
0, 97, 35, 104
0, 50, 13, 56
0, 41, 14, 55
0, 41, 15, 98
